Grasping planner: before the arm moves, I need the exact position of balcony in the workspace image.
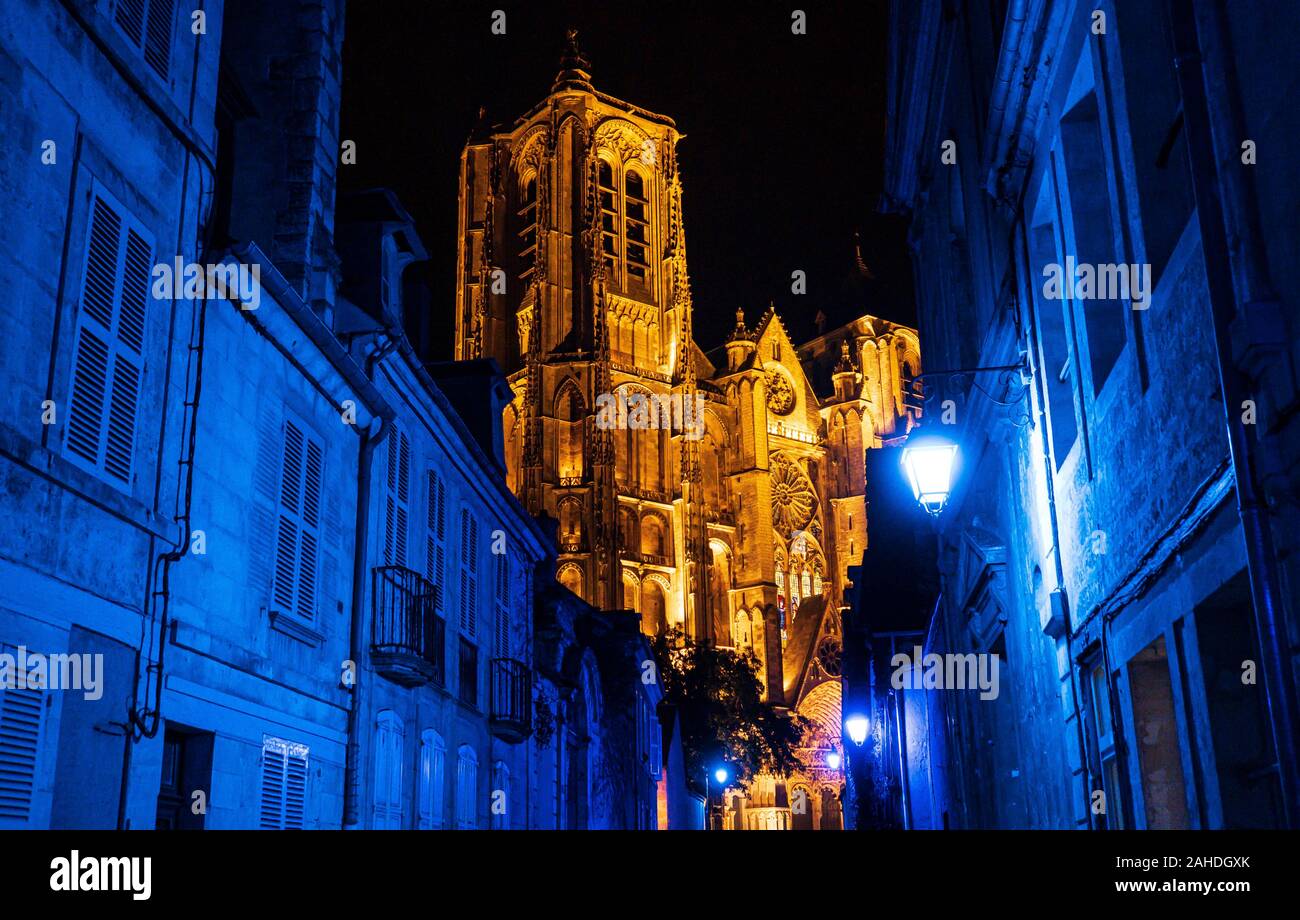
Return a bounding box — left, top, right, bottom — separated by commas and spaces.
458, 637, 478, 708
490, 658, 533, 743
371, 566, 444, 688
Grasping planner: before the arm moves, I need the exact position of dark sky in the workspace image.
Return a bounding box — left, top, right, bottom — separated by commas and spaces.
339, 0, 913, 357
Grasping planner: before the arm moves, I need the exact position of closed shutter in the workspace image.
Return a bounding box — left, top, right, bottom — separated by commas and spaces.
372, 711, 404, 829
494, 554, 509, 657
66, 189, 151, 486
455, 745, 478, 830
459, 510, 479, 637
272, 420, 323, 620
260, 737, 308, 830
113, 0, 174, 80
0, 647, 43, 825
417, 729, 445, 830
425, 470, 446, 607
384, 431, 411, 567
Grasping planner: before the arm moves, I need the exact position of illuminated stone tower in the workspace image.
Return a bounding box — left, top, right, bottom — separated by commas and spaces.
454, 33, 920, 828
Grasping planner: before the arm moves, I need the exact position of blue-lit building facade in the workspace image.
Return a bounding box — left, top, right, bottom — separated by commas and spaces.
853, 0, 1300, 829
0, 0, 662, 830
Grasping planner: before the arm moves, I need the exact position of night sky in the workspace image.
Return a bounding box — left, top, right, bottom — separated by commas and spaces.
339, 0, 913, 357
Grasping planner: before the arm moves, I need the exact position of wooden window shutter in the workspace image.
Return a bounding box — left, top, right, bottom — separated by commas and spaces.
459, 510, 478, 637
113, 0, 174, 80
260, 737, 308, 830
273, 420, 323, 620
0, 646, 43, 825
384, 431, 411, 567
425, 471, 446, 607
494, 554, 509, 657
66, 188, 152, 486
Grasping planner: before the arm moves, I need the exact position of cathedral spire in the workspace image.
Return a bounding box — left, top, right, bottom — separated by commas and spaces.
552, 28, 595, 93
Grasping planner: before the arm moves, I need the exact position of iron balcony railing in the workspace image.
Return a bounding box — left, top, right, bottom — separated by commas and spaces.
371, 566, 444, 687
490, 658, 533, 743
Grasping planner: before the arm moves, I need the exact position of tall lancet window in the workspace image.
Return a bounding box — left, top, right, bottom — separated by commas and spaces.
624, 171, 649, 284
598, 161, 618, 279
518, 175, 538, 282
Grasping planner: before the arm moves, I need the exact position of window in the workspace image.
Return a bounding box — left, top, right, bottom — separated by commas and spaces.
417, 729, 445, 830
598, 160, 619, 279
458, 637, 478, 708
459, 508, 479, 637
490, 761, 510, 830
426, 470, 447, 607
518, 175, 537, 281
455, 744, 478, 829
1028, 185, 1081, 467
1115, 2, 1193, 286
1057, 75, 1125, 394
372, 711, 405, 830
384, 429, 411, 567
637, 692, 662, 781
272, 419, 323, 621
65, 187, 153, 487
113, 0, 175, 80
1085, 658, 1125, 829
494, 552, 510, 658
624, 171, 649, 284
1127, 635, 1189, 828
0, 644, 44, 827
259, 737, 308, 830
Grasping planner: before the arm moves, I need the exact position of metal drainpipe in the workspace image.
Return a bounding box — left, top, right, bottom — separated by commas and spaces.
343, 337, 397, 828
1167, 0, 1300, 827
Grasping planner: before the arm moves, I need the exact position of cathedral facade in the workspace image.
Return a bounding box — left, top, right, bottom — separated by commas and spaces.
453, 36, 918, 828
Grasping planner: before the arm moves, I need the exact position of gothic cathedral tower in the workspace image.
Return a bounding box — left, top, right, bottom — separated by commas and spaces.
455, 33, 920, 828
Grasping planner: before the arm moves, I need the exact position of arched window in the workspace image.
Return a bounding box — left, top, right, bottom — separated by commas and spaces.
455, 744, 478, 830
559, 563, 584, 598
622, 570, 640, 613
598, 160, 618, 279
373, 710, 405, 830
733, 610, 752, 651
417, 729, 445, 830
812, 565, 823, 597
802, 568, 812, 601
490, 761, 510, 830
518, 174, 538, 281
624, 170, 649, 284
640, 514, 667, 558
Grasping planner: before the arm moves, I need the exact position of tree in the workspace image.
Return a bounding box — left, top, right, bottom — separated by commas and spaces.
651, 629, 810, 792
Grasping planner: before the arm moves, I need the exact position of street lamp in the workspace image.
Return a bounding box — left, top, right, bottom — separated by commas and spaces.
825, 750, 842, 771
901, 433, 958, 516
714, 766, 730, 785
844, 713, 870, 747
704, 764, 730, 831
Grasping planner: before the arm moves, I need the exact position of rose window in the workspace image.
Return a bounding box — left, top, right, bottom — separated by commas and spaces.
765, 369, 796, 415
770, 457, 816, 535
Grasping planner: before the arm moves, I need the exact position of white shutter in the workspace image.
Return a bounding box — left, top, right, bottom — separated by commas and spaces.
417, 729, 445, 830
373, 711, 404, 830
66, 189, 151, 486
0, 648, 43, 825
426, 471, 446, 607
273, 420, 323, 620
460, 510, 479, 637
260, 737, 309, 830
113, 0, 174, 80
490, 761, 510, 830
455, 745, 478, 830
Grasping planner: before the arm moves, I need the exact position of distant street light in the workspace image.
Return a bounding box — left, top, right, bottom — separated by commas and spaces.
901, 434, 958, 516
825, 750, 842, 771
844, 714, 869, 747
714, 766, 730, 785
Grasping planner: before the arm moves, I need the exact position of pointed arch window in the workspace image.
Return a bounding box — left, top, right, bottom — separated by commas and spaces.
598, 161, 618, 279
624, 170, 649, 284
455, 744, 478, 830
372, 711, 405, 830
518, 174, 538, 281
